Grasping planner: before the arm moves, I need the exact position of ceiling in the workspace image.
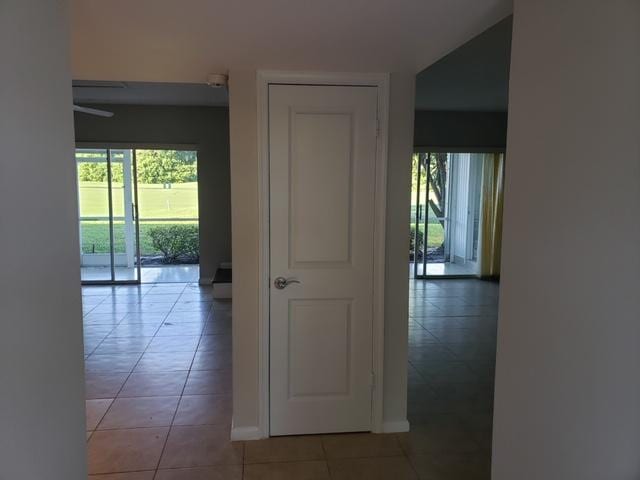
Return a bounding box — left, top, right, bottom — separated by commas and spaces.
72, 80, 228, 106
415, 16, 512, 111
70, 0, 512, 82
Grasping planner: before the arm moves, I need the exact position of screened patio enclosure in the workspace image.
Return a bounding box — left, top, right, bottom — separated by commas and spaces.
410, 151, 496, 278
77, 148, 140, 283
76, 147, 199, 284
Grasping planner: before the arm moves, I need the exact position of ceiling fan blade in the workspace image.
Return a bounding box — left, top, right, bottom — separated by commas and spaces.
73, 105, 114, 118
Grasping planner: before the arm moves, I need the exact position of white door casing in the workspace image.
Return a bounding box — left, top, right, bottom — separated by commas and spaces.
268, 84, 379, 436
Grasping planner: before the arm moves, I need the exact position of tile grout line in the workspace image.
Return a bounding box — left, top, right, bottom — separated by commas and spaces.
84, 284, 155, 357
90, 288, 176, 435
87, 283, 188, 475
87, 282, 198, 474
87, 279, 495, 477
152, 283, 216, 477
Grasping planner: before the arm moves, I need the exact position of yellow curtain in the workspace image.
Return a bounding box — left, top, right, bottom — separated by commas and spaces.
480, 153, 505, 278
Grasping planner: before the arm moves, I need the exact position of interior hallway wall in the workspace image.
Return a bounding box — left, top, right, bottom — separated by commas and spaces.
492, 1, 640, 478
228, 70, 261, 434
382, 72, 414, 429
0, 1, 88, 478
74, 105, 231, 283
228, 71, 414, 435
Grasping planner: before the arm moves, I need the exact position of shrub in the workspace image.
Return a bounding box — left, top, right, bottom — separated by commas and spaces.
148, 225, 199, 263
409, 225, 424, 260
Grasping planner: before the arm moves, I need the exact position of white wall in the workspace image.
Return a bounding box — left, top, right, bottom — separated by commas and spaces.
228, 71, 415, 435
228, 70, 261, 433
0, 1, 88, 479
382, 72, 415, 430
492, 1, 640, 479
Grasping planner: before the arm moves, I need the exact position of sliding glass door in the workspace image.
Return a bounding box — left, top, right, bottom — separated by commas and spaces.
77, 148, 141, 284
410, 151, 487, 278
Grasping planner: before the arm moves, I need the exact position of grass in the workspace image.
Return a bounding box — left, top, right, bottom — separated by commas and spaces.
78, 181, 198, 219
413, 222, 445, 248
80, 221, 197, 255
409, 204, 445, 247
78, 181, 198, 256
80, 183, 445, 253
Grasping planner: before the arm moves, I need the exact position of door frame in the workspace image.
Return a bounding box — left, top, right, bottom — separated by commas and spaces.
256, 71, 390, 437
412, 146, 506, 279
75, 145, 142, 285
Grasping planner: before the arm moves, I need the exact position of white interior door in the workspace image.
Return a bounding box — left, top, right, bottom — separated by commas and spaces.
269, 84, 378, 436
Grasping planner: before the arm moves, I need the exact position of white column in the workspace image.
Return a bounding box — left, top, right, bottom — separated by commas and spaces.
122, 149, 135, 268
0, 0, 88, 478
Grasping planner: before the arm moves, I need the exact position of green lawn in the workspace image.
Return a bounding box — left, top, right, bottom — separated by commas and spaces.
410, 203, 444, 248
78, 181, 198, 219
78, 181, 198, 256
414, 222, 445, 248
80, 221, 197, 255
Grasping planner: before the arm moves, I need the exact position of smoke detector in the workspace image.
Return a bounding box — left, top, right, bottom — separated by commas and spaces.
207, 74, 228, 88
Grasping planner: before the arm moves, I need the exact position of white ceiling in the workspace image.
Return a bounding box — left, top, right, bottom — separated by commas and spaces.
415, 16, 512, 111
70, 0, 512, 82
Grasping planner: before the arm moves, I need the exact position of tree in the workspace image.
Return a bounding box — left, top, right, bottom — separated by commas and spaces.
77, 150, 197, 184
412, 153, 447, 228
425, 153, 447, 228
136, 150, 197, 184
77, 162, 123, 182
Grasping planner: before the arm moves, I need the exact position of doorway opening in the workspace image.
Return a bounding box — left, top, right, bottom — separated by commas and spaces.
77, 147, 199, 284
410, 151, 503, 278
406, 14, 512, 478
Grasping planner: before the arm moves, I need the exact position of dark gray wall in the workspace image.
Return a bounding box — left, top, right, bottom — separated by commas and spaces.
414, 110, 508, 149
74, 105, 231, 282
415, 16, 512, 112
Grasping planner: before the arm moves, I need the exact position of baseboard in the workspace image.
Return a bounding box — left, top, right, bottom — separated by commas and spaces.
198, 277, 213, 286
381, 419, 410, 433
213, 283, 232, 299
230, 425, 264, 441
231, 421, 405, 439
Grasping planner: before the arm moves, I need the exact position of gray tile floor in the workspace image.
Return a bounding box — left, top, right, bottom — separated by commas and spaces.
405, 278, 498, 479
82, 278, 498, 479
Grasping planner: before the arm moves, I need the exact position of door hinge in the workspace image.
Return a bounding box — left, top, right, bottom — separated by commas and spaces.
375, 117, 380, 138
370, 371, 376, 389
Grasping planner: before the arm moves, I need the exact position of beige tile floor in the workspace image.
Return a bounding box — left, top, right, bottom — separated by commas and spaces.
83, 279, 498, 479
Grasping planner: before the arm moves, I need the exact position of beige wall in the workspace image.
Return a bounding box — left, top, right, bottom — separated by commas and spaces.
383, 72, 415, 427
228, 70, 262, 431
0, 1, 87, 478
228, 70, 415, 434
492, 1, 640, 478
74, 104, 231, 282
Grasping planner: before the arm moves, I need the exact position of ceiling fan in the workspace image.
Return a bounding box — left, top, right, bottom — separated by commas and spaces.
72, 80, 123, 118
72, 104, 114, 117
